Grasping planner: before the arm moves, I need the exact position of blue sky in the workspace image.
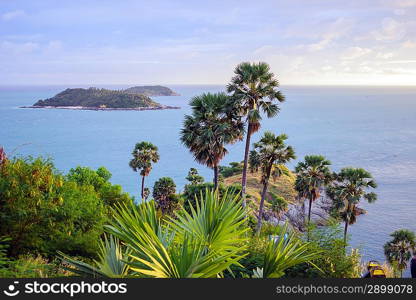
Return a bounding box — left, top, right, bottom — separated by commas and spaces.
1, 0, 415, 85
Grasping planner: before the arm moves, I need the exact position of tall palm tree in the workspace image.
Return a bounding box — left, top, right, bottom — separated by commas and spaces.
180, 93, 243, 189
129, 142, 160, 199
384, 229, 416, 277
249, 131, 295, 233
294, 155, 332, 225
227, 62, 285, 208
326, 168, 377, 244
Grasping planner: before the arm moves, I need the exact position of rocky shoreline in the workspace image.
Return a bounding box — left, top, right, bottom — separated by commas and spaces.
20, 105, 181, 111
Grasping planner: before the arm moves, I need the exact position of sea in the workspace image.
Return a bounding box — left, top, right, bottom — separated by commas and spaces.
1, 84, 415, 274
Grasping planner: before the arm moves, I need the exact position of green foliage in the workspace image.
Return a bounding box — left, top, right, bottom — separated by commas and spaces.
384, 229, 416, 277
285, 222, 362, 278
219, 162, 243, 178
58, 235, 130, 278
124, 85, 178, 96
269, 193, 289, 217
0, 237, 10, 268
182, 182, 242, 213
129, 142, 160, 176
153, 177, 177, 214
0, 255, 69, 278
326, 167, 377, 242
294, 155, 332, 224
0, 157, 108, 258
180, 93, 244, 187
250, 131, 295, 233
185, 168, 204, 185
67, 166, 132, 208
34, 87, 160, 108
104, 190, 248, 278
256, 223, 321, 278
227, 62, 285, 128
129, 141, 160, 198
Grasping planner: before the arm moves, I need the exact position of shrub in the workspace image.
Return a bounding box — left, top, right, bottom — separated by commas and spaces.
182, 182, 242, 213
284, 222, 362, 278
0, 157, 107, 258
0, 255, 70, 278
219, 162, 243, 178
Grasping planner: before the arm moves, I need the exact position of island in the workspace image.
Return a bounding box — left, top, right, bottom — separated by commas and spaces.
123, 85, 179, 96
21, 87, 180, 111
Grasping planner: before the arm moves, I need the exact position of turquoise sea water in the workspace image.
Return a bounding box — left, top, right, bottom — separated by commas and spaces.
1, 84, 415, 273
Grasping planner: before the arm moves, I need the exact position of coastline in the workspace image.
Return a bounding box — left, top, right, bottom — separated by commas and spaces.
20, 105, 181, 111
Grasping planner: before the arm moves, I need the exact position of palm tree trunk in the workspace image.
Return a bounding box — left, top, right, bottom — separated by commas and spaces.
141, 175, 145, 199
343, 219, 349, 245
241, 122, 252, 208
307, 197, 313, 224
256, 180, 269, 234
213, 165, 219, 190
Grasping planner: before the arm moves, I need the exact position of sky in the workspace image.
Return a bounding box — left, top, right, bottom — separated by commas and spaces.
0, 0, 415, 86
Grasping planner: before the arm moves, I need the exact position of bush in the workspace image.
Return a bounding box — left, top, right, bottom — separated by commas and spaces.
0, 157, 108, 258
284, 222, 362, 278
0, 255, 70, 278
66, 166, 132, 208
182, 182, 242, 213
219, 162, 243, 178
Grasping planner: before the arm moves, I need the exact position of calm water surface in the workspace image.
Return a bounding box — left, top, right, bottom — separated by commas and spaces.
1, 84, 415, 273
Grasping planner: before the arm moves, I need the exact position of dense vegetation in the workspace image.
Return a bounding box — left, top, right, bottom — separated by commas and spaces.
124, 85, 179, 96
34, 87, 160, 108
1, 61, 415, 278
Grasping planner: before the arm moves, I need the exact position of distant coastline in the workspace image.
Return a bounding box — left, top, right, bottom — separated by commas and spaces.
20, 105, 180, 111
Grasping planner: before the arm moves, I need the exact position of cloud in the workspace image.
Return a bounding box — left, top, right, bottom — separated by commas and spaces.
373, 18, 407, 41
0, 41, 39, 54
394, 0, 416, 8
402, 40, 416, 48
376, 52, 394, 59
341, 47, 372, 60
1, 10, 26, 21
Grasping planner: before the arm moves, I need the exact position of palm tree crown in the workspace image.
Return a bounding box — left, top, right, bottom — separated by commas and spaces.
180, 92, 243, 189
129, 141, 160, 199
294, 155, 332, 225
326, 167, 377, 243
227, 62, 285, 208
384, 229, 416, 277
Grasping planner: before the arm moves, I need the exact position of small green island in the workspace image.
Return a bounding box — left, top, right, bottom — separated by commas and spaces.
124, 85, 180, 96
21, 86, 180, 111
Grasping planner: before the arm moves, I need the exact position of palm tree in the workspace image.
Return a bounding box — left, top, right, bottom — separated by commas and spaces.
326, 168, 377, 244
180, 93, 243, 189
227, 62, 285, 208
129, 142, 160, 199
106, 190, 248, 278
249, 131, 295, 233
294, 155, 332, 225
384, 229, 416, 277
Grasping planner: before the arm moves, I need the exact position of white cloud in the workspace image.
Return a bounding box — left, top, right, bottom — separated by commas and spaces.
341, 47, 372, 60
373, 18, 406, 41
376, 52, 394, 59
1, 10, 26, 21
